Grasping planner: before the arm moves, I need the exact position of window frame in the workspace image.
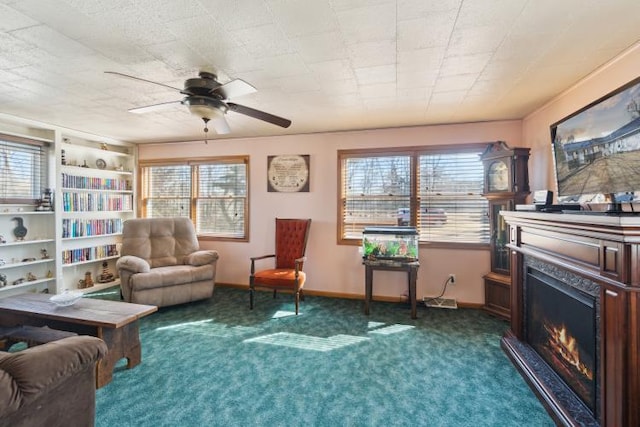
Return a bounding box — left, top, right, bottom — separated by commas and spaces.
138, 156, 250, 242
0, 133, 49, 204
337, 143, 490, 250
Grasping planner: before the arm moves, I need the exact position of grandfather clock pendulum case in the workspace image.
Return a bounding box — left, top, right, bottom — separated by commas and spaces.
480, 141, 530, 320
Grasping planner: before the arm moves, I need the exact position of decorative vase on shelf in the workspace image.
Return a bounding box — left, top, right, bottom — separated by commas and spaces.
11, 217, 27, 241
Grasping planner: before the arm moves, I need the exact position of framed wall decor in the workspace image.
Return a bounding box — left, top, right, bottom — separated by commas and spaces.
267, 154, 310, 192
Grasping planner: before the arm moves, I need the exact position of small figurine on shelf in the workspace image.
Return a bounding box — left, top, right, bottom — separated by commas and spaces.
97, 261, 115, 283
0, 235, 5, 244
40, 248, 50, 259
101, 143, 108, 150
36, 188, 54, 211
11, 217, 27, 241
78, 271, 94, 289
12, 278, 25, 286
26, 272, 37, 281
46, 270, 53, 278
0, 274, 6, 288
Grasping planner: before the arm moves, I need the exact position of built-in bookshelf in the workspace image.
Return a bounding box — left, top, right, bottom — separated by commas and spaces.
0, 116, 136, 297
57, 135, 135, 294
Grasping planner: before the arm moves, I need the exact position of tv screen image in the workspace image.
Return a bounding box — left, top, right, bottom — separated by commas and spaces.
551, 77, 640, 206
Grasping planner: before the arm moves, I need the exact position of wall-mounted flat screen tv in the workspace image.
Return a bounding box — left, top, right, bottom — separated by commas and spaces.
551, 76, 640, 209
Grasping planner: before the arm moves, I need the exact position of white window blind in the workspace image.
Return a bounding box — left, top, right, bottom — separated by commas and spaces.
196, 162, 247, 238
141, 157, 249, 239
339, 146, 490, 245
144, 165, 191, 218
418, 151, 489, 243
0, 137, 48, 203
342, 155, 411, 239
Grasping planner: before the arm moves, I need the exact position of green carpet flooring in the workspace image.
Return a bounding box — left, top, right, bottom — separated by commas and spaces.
93, 286, 553, 426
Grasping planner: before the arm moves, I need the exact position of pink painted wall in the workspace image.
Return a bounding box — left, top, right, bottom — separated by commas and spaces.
523, 42, 640, 198
139, 120, 522, 304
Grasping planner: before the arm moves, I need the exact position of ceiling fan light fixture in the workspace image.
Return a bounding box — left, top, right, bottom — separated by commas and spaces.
184, 96, 227, 120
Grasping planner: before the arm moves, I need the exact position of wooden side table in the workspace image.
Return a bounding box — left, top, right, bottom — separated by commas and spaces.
363, 260, 419, 319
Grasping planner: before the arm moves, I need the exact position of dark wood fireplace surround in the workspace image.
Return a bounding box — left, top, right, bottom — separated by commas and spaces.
501, 211, 640, 427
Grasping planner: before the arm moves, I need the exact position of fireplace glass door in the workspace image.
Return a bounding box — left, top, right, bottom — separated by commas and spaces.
525, 269, 597, 414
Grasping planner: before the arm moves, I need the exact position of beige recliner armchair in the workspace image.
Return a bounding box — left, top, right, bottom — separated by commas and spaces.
116, 217, 219, 307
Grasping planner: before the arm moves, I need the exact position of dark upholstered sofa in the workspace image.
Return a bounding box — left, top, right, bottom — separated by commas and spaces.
0, 335, 107, 427
116, 217, 219, 307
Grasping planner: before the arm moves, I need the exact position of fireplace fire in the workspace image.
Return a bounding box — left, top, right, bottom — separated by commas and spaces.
526, 269, 597, 414
544, 323, 593, 380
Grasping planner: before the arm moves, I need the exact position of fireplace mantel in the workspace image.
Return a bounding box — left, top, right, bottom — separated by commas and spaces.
502, 211, 640, 427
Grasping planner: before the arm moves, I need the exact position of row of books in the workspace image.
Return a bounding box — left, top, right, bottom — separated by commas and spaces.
62, 218, 123, 238
61, 244, 119, 265
62, 192, 133, 212
62, 173, 131, 191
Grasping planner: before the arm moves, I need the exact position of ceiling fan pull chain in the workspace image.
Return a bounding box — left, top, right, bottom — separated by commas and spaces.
203, 118, 209, 144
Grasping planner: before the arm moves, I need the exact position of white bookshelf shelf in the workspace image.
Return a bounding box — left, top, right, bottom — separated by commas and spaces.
0, 258, 55, 270
62, 255, 119, 268
0, 277, 54, 293
0, 239, 55, 246
62, 233, 122, 241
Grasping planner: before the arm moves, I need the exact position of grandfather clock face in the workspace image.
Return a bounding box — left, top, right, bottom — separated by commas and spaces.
487, 160, 509, 192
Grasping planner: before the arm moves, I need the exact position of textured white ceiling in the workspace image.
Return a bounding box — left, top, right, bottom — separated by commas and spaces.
0, 0, 638, 143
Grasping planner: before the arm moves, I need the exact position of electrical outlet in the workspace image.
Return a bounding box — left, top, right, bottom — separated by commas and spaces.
449, 274, 456, 284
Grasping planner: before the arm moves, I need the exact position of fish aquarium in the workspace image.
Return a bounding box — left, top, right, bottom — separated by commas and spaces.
362, 226, 418, 262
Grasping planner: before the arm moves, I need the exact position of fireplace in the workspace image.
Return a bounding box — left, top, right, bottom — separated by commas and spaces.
501, 211, 640, 427
525, 268, 597, 415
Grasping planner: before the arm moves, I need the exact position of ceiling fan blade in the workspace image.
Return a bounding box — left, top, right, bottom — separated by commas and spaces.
210, 116, 231, 135
128, 100, 182, 114
211, 79, 257, 100
105, 71, 182, 92
227, 103, 291, 128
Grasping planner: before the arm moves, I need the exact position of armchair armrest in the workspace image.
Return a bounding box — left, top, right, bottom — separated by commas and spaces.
250, 254, 275, 274
116, 255, 150, 273
0, 336, 107, 402
183, 250, 219, 267
294, 256, 307, 277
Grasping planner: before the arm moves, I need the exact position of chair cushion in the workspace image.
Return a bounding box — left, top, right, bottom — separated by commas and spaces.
121, 218, 201, 268
131, 264, 214, 291
253, 269, 306, 289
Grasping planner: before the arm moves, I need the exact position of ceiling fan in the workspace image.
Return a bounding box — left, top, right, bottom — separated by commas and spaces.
105, 70, 291, 137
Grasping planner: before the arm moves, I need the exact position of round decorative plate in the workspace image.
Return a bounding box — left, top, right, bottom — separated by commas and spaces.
96, 158, 107, 169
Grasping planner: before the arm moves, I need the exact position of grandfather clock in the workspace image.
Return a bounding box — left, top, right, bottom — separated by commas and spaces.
481, 141, 530, 320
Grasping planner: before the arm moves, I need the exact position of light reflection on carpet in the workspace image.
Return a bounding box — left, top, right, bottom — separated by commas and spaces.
244, 332, 369, 351
156, 319, 260, 338
368, 324, 415, 335
272, 310, 297, 319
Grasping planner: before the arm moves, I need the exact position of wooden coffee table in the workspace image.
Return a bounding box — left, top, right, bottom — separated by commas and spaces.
0, 293, 157, 388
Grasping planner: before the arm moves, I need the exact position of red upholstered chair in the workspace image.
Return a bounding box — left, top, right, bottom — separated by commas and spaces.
250, 218, 311, 315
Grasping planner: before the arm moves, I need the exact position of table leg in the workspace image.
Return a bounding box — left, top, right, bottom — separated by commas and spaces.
95, 322, 141, 388
364, 265, 373, 315
409, 267, 417, 319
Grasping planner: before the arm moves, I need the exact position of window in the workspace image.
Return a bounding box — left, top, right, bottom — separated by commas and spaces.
140, 156, 249, 240
338, 144, 489, 247
0, 134, 48, 203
